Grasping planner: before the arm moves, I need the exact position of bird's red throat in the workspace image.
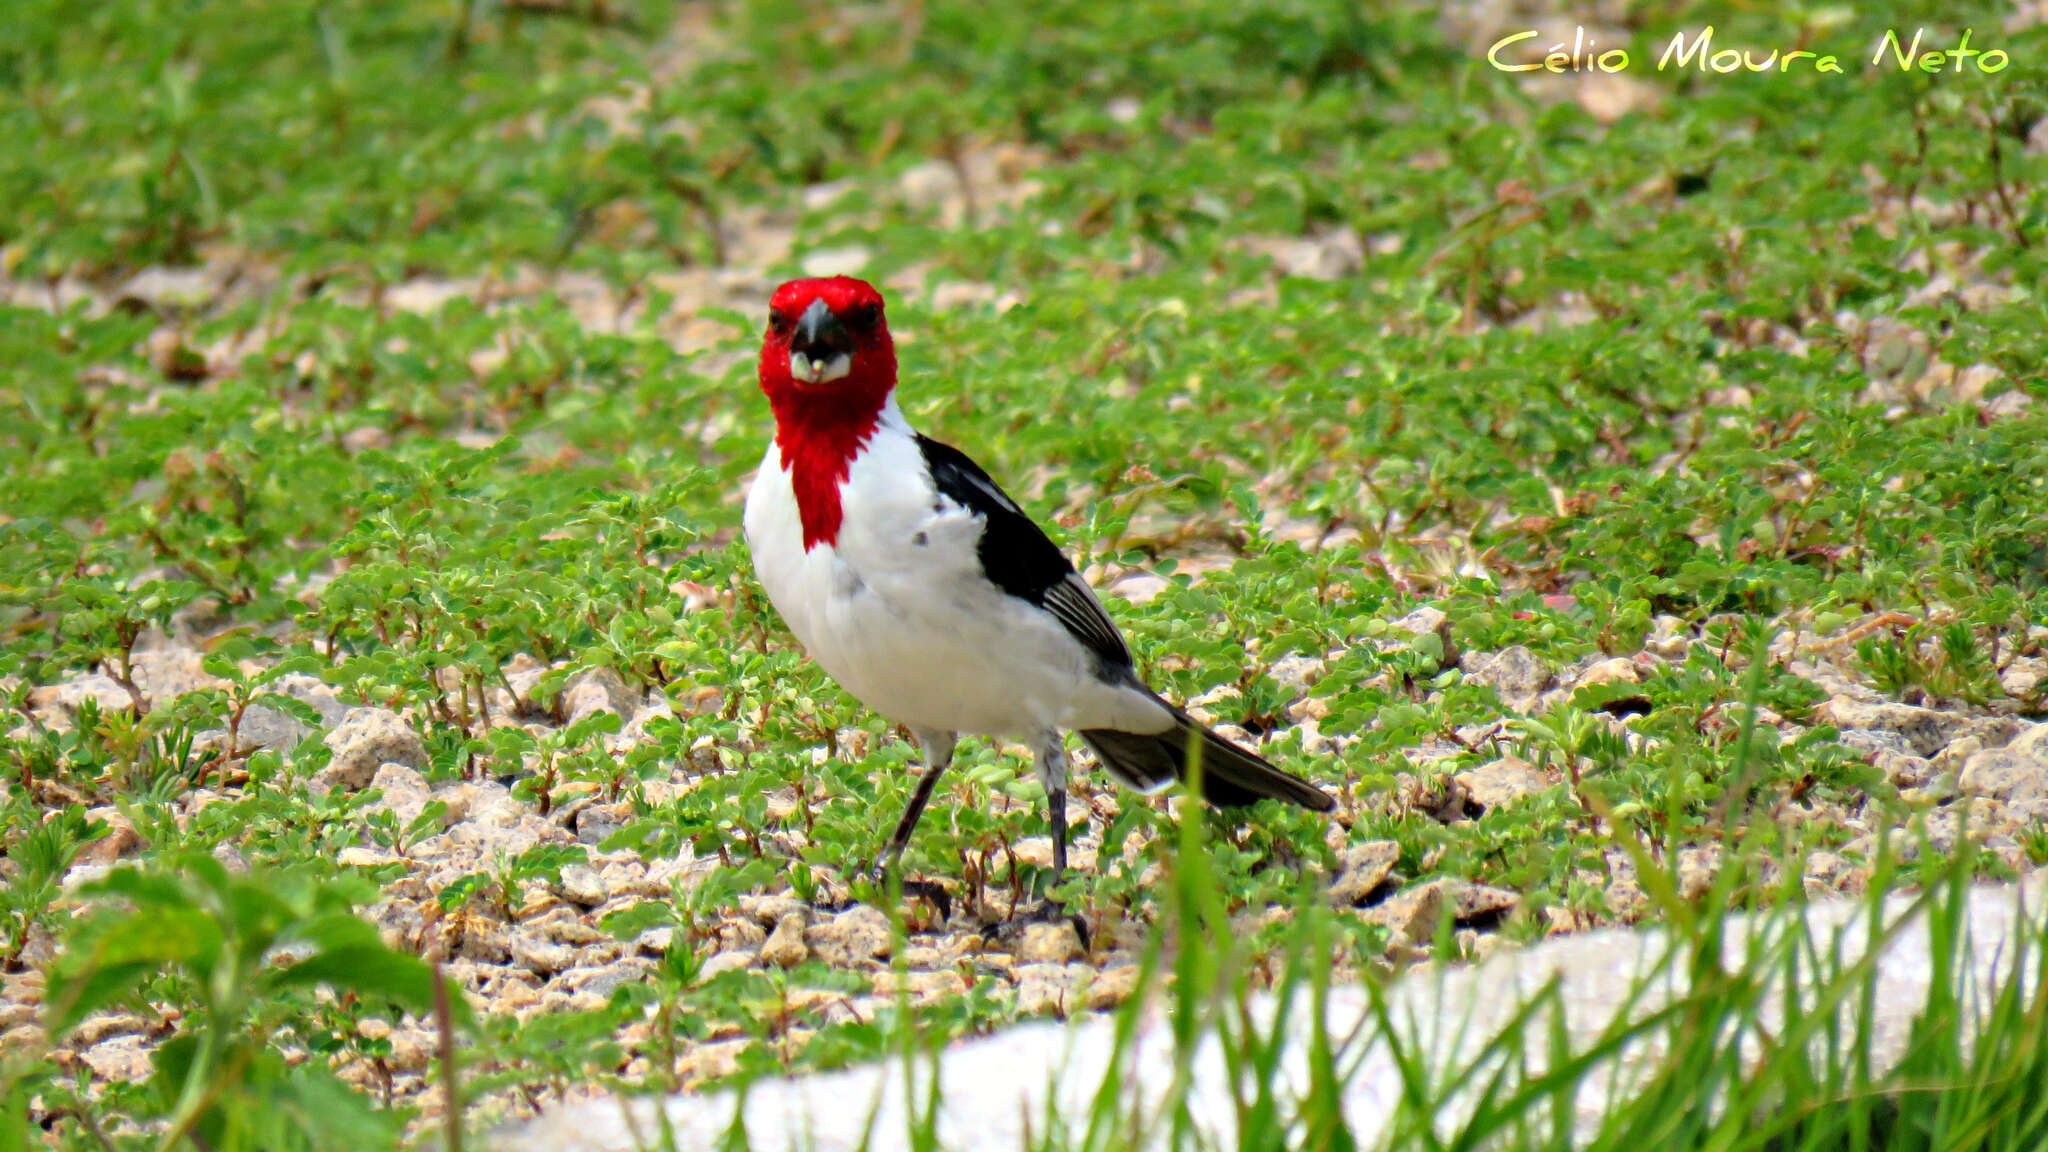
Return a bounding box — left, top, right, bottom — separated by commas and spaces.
768, 388, 888, 551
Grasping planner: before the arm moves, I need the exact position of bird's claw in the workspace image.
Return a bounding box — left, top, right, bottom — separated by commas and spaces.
990, 899, 1088, 946
806, 888, 856, 915
894, 878, 953, 923
809, 866, 953, 923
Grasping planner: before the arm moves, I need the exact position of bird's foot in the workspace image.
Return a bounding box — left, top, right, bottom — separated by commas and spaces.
891, 877, 954, 923
805, 883, 856, 915
988, 898, 1088, 947
811, 866, 953, 923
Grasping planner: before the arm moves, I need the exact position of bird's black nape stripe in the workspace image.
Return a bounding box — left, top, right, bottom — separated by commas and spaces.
915, 434, 1133, 671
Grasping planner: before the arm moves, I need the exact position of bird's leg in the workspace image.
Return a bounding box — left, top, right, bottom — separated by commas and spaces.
876, 728, 955, 874
1015, 733, 1087, 941
1038, 735, 1070, 892
865, 728, 956, 921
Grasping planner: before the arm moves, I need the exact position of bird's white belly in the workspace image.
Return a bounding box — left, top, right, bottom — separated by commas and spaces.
744, 434, 1158, 738
770, 543, 1097, 736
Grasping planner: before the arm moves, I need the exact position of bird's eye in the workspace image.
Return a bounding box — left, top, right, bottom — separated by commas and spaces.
849, 302, 880, 329
768, 309, 790, 333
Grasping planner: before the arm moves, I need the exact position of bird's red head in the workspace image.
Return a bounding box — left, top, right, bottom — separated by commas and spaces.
758, 276, 899, 550
759, 276, 897, 416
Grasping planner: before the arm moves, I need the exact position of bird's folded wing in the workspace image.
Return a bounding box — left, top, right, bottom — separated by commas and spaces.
1041, 573, 1133, 670
916, 433, 1134, 672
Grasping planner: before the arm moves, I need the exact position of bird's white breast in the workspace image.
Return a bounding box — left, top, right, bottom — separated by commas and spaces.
742, 404, 1158, 738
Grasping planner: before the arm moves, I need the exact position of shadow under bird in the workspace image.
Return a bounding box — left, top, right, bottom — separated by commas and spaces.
742, 276, 1333, 915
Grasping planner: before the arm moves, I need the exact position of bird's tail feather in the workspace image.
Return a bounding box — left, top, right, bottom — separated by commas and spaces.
1079, 700, 1333, 813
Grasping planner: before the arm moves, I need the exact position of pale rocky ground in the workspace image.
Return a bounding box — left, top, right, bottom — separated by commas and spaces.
9, 601, 2048, 1131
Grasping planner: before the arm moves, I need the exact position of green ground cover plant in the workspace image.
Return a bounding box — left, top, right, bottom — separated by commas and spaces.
3, 0, 2045, 1147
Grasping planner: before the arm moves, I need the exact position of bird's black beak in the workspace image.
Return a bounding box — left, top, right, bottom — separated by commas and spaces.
789, 298, 853, 384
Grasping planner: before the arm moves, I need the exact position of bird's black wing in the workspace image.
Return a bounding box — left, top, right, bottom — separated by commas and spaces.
916, 434, 1133, 673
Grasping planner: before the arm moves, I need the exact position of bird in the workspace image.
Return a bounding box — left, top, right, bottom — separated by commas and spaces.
742, 276, 1333, 915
